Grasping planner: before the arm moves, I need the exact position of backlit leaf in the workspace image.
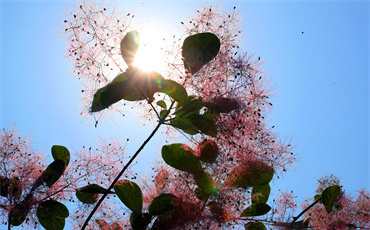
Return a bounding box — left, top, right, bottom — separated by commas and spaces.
252, 184, 271, 204
225, 161, 274, 188
161, 144, 202, 174
187, 114, 218, 137
51, 145, 70, 166
241, 203, 271, 217
121, 30, 139, 66
182, 32, 220, 74
130, 212, 152, 230
322, 185, 340, 213
149, 193, 178, 216
37, 199, 69, 230
41, 159, 66, 188
245, 222, 267, 230
158, 80, 188, 105
198, 139, 219, 164
114, 180, 143, 214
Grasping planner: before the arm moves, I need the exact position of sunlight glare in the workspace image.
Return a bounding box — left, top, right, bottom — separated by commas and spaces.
133, 26, 168, 73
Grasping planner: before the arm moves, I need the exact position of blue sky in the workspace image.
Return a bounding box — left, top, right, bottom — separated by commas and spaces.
1, 0, 368, 226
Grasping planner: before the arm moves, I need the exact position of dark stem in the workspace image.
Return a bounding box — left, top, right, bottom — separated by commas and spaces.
81, 121, 163, 229
8, 212, 11, 230
291, 198, 320, 224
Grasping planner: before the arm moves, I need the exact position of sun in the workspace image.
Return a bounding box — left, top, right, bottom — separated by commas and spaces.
132, 26, 168, 73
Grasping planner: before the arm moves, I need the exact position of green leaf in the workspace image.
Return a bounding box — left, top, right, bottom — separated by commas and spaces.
76, 184, 113, 204
95, 219, 110, 230
245, 222, 267, 230
157, 100, 167, 109
10, 208, 28, 226
198, 139, 219, 163
158, 80, 188, 105
187, 114, 218, 137
193, 170, 216, 195
41, 159, 66, 188
149, 193, 178, 215
114, 180, 143, 214
170, 117, 198, 135
122, 68, 164, 102
90, 73, 129, 112
173, 97, 204, 117
51, 145, 70, 166
241, 203, 271, 217
182, 32, 220, 74
76, 188, 99, 204
160, 110, 168, 119
225, 161, 274, 188
205, 97, 239, 113
252, 184, 271, 204
322, 185, 341, 213
121, 30, 139, 66
130, 212, 152, 230
79, 184, 112, 194
161, 144, 202, 174
314, 194, 322, 201
37, 199, 69, 230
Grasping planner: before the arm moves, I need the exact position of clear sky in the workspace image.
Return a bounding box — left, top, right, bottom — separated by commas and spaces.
1, 0, 368, 226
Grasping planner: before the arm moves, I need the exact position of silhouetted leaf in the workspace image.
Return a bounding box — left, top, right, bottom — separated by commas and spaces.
187, 114, 218, 137
205, 97, 239, 113
198, 139, 219, 164
149, 193, 178, 215
225, 161, 274, 188
314, 194, 322, 202
123, 68, 164, 102
114, 180, 143, 214
121, 30, 139, 66
322, 185, 340, 213
182, 32, 220, 74
170, 117, 198, 135
51, 145, 70, 166
245, 222, 267, 230
91, 73, 129, 112
37, 199, 69, 230
10, 207, 29, 226
194, 170, 215, 195
78, 184, 112, 194
252, 184, 271, 204
130, 212, 152, 230
76, 188, 99, 204
161, 144, 202, 174
173, 97, 204, 117
159, 80, 188, 105
41, 159, 66, 188
241, 203, 271, 217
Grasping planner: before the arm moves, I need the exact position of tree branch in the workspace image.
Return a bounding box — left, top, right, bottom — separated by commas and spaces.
81, 121, 163, 229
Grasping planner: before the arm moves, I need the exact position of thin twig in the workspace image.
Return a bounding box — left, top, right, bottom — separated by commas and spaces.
81, 118, 165, 229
